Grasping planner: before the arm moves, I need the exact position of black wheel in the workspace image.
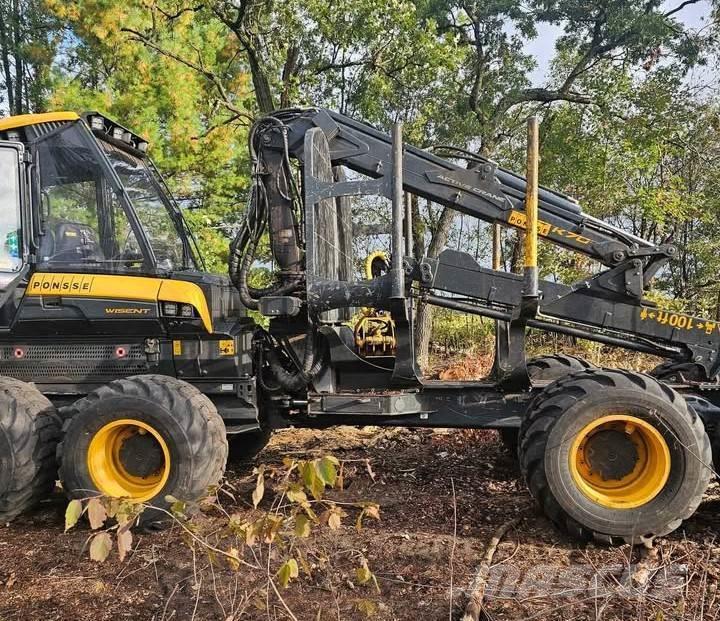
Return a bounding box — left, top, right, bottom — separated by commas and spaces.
58, 375, 227, 522
499, 355, 595, 455
527, 354, 594, 381
0, 377, 60, 522
650, 361, 707, 383
227, 428, 271, 463
519, 369, 712, 545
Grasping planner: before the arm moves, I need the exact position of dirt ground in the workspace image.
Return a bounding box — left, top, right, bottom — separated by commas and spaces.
1, 423, 719, 621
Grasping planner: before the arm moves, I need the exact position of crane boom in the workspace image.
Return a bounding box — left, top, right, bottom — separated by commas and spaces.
233, 107, 719, 385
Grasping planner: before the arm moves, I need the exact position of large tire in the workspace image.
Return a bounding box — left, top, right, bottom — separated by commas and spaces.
227, 428, 271, 464
58, 375, 227, 523
650, 361, 706, 383
527, 354, 594, 381
0, 377, 60, 522
499, 354, 595, 455
519, 369, 712, 545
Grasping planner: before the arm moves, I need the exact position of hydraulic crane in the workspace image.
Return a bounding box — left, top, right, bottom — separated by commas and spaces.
230, 107, 718, 544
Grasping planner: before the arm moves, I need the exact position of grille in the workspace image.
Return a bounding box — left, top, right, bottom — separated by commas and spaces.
0, 343, 149, 383
25, 121, 69, 140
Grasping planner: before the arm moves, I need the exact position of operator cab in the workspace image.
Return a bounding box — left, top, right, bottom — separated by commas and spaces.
0, 111, 251, 397
0, 111, 246, 337
0, 111, 200, 278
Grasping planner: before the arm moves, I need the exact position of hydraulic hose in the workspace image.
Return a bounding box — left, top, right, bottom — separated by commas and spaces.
263, 328, 326, 394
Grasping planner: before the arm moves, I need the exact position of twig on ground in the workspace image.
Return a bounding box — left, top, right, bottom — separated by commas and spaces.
631, 544, 659, 588
462, 518, 520, 621
449, 477, 457, 621
191, 575, 203, 621
269, 576, 300, 621
161, 582, 182, 621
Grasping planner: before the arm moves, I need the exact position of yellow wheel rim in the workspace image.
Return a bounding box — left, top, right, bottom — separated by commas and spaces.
569, 414, 670, 509
88, 419, 170, 502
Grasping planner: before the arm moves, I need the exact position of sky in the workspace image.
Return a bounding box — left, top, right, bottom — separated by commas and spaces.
526, 0, 715, 84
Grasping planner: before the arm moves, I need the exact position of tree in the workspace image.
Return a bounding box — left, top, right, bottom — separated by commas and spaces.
0, 0, 60, 114
47, 0, 256, 272
539, 58, 720, 317
406, 0, 714, 365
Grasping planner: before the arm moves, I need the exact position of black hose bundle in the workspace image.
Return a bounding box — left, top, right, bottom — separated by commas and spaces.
255, 328, 327, 394
233, 110, 326, 393
228, 114, 305, 309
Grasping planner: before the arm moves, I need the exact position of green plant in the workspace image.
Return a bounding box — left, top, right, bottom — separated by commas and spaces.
64, 453, 381, 594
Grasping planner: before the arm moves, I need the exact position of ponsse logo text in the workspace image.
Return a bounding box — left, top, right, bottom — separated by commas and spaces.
29, 277, 94, 293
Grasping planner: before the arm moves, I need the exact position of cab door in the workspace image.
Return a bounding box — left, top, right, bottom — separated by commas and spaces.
0, 141, 28, 328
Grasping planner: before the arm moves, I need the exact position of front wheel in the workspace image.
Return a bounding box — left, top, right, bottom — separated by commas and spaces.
519, 369, 712, 544
59, 375, 228, 523
0, 377, 60, 522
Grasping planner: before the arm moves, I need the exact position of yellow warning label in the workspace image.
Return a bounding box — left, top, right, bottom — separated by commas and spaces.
639, 307, 718, 335
508, 210, 591, 245
218, 339, 235, 356
173, 340, 182, 356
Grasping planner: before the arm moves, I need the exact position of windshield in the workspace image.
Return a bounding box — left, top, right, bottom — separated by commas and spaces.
100, 141, 197, 271
35, 123, 149, 273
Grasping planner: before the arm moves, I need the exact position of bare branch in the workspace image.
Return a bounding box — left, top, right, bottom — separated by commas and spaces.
664, 0, 703, 19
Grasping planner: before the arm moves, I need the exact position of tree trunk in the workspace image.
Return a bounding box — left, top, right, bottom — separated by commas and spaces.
0, 0, 15, 114
414, 205, 456, 369
509, 231, 524, 274
11, 0, 22, 114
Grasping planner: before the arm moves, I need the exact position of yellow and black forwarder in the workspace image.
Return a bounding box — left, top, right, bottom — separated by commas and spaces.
0, 107, 718, 544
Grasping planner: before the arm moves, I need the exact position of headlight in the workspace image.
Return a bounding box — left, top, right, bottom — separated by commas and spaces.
180, 304, 195, 318
89, 116, 105, 131
161, 301, 196, 319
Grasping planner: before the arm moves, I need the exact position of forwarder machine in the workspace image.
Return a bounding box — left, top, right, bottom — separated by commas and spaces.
0, 108, 716, 544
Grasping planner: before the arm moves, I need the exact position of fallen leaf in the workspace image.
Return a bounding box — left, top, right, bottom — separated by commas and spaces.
89, 532, 113, 563
87, 498, 108, 530
65, 500, 83, 532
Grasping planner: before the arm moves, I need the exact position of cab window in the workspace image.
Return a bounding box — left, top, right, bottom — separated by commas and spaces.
35, 125, 145, 272
0, 147, 23, 272
101, 141, 194, 271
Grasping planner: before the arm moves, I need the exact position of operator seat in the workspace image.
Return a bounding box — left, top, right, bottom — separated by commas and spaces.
43, 221, 104, 263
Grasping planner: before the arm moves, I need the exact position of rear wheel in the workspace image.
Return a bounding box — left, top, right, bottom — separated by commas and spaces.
519, 369, 711, 544
650, 361, 707, 383
499, 354, 594, 455
0, 377, 60, 522
59, 375, 227, 522
527, 354, 594, 381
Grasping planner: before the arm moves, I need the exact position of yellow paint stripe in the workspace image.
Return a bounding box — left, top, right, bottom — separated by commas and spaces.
0, 111, 79, 132
26, 272, 212, 332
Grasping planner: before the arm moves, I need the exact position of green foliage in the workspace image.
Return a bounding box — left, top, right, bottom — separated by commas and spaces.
431, 309, 494, 352
63, 451, 381, 602
0, 0, 61, 114
45, 0, 254, 273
